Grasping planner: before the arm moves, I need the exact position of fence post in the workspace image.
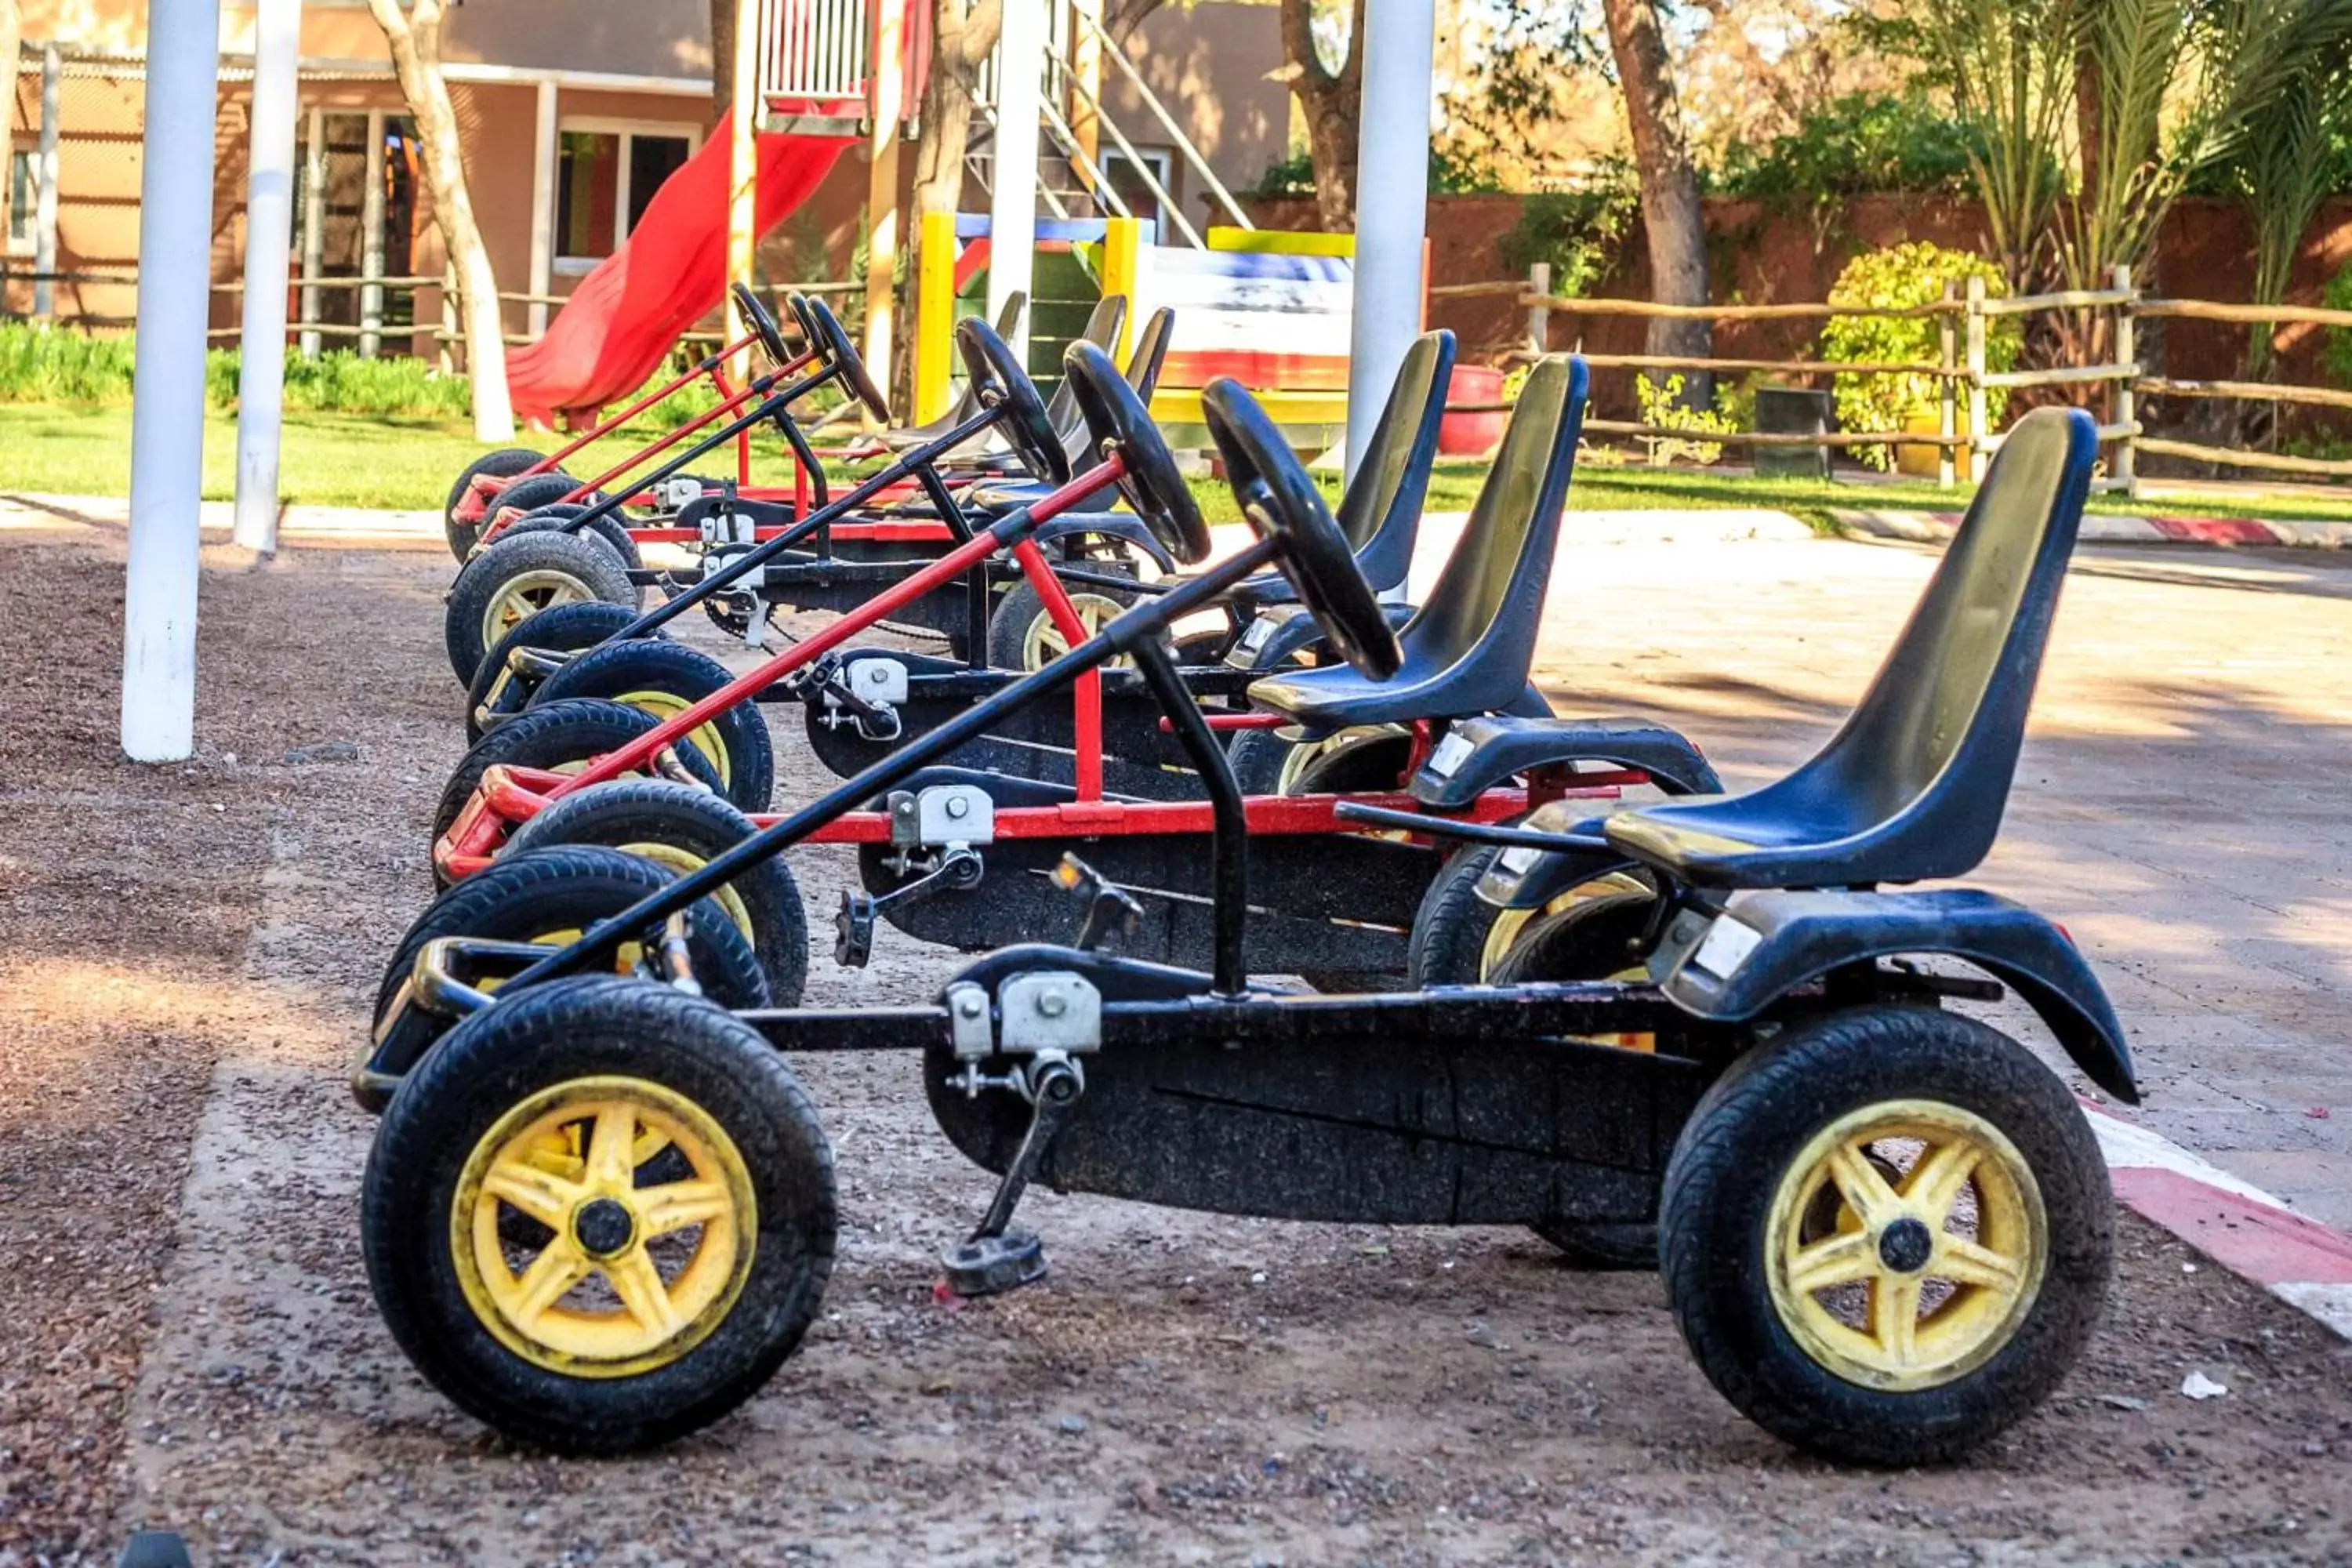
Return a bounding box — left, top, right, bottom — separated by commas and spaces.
1526, 261, 1551, 358
299, 105, 325, 359
2111, 262, 2137, 498
33, 44, 59, 324
1965, 274, 1988, 484
1938, 279, 1957, 489
359, 108, 386, 358
440, 256, 459, 375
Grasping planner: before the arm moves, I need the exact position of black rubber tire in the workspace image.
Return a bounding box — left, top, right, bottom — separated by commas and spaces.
445, 531, 639, 685
507, 780, 808, 1006
445, 448, 545, 560
526, 639, 775, 814
362, 975, 837, 1452
464, 601, 652, 744
1485, 888, 1667, 1269
985, 574, 1137, 672
366, 846, 770, 1112
432, 699, 726, 854
478, 472, 591, 533
1661, 1004, 2112, 1466
502, 506, 644, 573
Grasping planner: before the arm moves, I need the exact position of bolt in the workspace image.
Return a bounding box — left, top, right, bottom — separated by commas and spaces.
1036, 991, 1069, 1018
946, 797, 969, 820
956, 994, 985, 1019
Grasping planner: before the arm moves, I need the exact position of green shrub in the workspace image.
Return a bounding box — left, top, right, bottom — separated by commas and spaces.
205, 348, 473, 417
2327, 261, 2352, 389
1496, 161, 1639, 298
1817, 241, 2017, 471
1715, 92, 1974, 202
0, 324, 140, 403
1633, 372, 1738, 466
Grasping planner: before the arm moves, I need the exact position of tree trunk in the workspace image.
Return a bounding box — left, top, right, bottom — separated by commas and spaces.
1277, 0, 1365, 230
367, 0, 514, 440
0, 0, 17, 245
712, 0, 736, 124
1601, 0, 1711, 406
913, 0, 1004, 217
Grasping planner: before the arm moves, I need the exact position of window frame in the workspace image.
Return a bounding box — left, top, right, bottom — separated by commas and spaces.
552, 116, 705, 274
8, 145, 37, 258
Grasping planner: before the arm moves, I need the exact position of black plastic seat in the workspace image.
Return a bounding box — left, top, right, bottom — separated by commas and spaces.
1604, 406, 2096, 890
871, 292, 1027, 453
1246, 353, 1586, 729
1203, 329, 1455, 614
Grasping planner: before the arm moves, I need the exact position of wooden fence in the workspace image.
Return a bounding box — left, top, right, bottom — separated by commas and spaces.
1432, 263, 2352, 492
0, 270, 862, 358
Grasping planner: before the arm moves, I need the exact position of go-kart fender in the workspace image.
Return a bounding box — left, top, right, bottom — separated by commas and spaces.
1412, 713, 1723, 811
1229, 601, 1417, 672
1473, 799, 1637, 909
1652, 887, 2140, 1104
1031, 513, 1178, 574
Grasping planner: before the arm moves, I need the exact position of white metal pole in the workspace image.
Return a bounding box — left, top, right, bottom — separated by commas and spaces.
527, 79, 555, 339
358, 105, 384, 356
231, 0, 301, 555
299, 104, 324, 358
1343, 0, 1435, 481
987, 0, 1045, 361
33, 44, 58, 322
122, 0, 224, 763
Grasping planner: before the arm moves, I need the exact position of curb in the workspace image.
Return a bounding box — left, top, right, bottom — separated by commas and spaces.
1832, 507, 2352, 550
2085, 1103, 2352, 1340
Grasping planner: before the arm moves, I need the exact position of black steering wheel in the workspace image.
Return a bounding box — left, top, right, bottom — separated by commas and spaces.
1062, 340, 1209, 565
955, 319, 1072, 487
731, 281, 795, 372
1201, 379, 1400, 680
801, 297, 891, 423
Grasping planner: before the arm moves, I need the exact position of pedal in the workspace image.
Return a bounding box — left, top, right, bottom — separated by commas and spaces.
940, 1229, 1047, 1297
938, 1057, 1084, 1299
1052, 855, 1143, 953
833, 889, 879, 967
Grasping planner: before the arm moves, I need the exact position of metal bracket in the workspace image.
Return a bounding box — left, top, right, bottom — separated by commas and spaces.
997, 972, 1102, 1054
661, 475, 710, 513
887, 783, 997, 848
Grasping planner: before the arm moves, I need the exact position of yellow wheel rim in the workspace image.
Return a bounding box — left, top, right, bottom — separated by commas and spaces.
1022, 592, 1132, 670
483, 569, 597, 650
619, 840, 757, 948
1765, 1098, 2047, 1392
452, 1075, 756, 1377
611, 688, 735, 790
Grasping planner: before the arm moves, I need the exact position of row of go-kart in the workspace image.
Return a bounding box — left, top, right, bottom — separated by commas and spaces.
362, 285, 2139, 1468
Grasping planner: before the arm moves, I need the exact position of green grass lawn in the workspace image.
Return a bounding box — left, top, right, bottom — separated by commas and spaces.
1, 402, 2346, 531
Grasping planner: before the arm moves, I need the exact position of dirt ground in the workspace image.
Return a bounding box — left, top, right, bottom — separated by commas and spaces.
1, 514, 2348, 1566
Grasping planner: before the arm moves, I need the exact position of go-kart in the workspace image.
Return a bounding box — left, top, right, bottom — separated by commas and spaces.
356, 384, 2131, 1472
420, 343, 1708, 1005
446, 296, 1168, 697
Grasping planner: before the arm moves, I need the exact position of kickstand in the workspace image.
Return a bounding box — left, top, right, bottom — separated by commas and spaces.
939, 1059, 1083, 1298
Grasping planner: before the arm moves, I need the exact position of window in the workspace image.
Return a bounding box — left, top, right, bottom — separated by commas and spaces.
9, 149, 34, 253
555, 121, 699, 269
1100, 148, 1174, 227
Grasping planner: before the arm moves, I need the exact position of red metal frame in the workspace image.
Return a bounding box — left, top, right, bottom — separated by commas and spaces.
436, 458, 1130, 877
465, 336, 833, 542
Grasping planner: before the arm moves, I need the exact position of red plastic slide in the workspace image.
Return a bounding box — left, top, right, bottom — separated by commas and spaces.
505, 114, 856, 428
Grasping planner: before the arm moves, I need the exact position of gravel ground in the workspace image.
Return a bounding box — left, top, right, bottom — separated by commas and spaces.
0, 516, 2347, 1566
